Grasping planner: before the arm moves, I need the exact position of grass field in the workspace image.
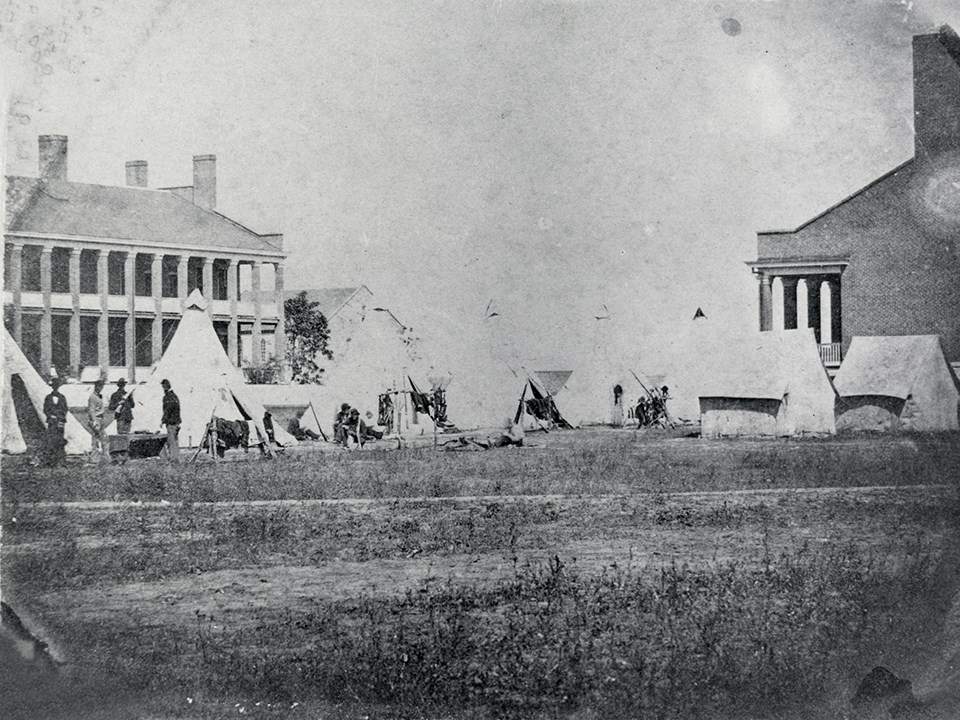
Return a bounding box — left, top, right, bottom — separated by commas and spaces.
2, 428, 959, 719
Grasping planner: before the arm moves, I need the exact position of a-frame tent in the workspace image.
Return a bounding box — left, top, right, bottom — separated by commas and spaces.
2, 327, 92, 455
108, 290, 298, 448
698, 328, 837, 437
834, 335, 960, 432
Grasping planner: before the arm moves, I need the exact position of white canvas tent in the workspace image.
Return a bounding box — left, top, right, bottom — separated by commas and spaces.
299, 309, 429, 437
640, 310, 718, 424
2, 327, 92, 454
557, 359, 655, 427
834, 336, 960, 432
698, 328, 837, 438
108, 290, 298, 448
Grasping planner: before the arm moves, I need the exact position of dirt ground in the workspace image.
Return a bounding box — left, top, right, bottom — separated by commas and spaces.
2, 429, 959, 720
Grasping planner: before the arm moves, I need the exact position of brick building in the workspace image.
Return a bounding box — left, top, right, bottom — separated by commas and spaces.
4, 135, 287, 381
747, 26, 960, 371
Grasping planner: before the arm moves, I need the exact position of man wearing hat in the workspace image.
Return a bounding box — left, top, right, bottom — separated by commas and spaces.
108, 378, 134, 435
42, 377, 69, 467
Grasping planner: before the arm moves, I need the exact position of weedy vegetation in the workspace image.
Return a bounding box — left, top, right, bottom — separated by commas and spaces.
2, 430, 958, 720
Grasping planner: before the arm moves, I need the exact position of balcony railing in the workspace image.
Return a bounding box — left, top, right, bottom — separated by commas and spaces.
818, 342, 842, 365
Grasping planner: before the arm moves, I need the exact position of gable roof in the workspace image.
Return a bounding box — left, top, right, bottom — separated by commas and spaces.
833, 335, 954, 399
5, 176, 284, 255
756, 159, 915, 236
699, 329, 835, 400
282, 287, 371, 319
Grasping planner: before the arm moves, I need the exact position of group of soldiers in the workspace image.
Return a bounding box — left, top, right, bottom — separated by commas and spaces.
332, 402, 383, 448
39, 376, 181, 467
634, 386, 672, 428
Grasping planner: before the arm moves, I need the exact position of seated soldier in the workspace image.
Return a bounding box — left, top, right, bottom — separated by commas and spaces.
333, 403, 351, 445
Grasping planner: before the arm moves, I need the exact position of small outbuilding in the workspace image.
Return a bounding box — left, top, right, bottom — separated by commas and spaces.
833, 335, 960, 432
698, 329, 837, 438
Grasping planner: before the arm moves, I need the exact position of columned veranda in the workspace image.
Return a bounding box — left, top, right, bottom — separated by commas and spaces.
3, 237, 284, 381
749, 259, 848, 365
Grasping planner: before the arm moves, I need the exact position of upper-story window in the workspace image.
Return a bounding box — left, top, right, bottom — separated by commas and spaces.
162, 256, 179, 298
51, 248, 70, 293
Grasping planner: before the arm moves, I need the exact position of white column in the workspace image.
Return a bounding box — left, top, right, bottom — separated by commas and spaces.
274, 261, 286, 378
152, 254, 163, 363
177, 256, 189, 303
69, 248, 81, 376
9, 242, 23, 344
97, 250, 109, 376
125, 252, 136, 381
796, 278, 809, 331
251, 260, 262, 366
201, 257, 213, 311
820, 280, 832, 345
772, 277, 785, 331
40, 246, 53, 375
227, 259, 238, 365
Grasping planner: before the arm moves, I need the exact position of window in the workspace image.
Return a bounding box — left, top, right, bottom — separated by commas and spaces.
80, 250, 98, 294
80, 315, 99, 366
21, 246, 41, 292
51, 248, 70, 293
51, 314, 71, 374
135, 255, 153, 297
213, 260, 230, 300
135, 317, 153, 366
162, 257, 180, 298
108, 253, 125, 296
108, 316, 126, 366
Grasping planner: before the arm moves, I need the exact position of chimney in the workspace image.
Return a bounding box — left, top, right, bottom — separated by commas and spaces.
125, 160, 148, 188
38, 135, 68, 181
192, 154, 216, 211
913, 26, 960, 158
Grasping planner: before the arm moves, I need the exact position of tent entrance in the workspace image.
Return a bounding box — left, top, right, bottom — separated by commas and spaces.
836, 395, 906, 432
11, 374, 45, 447
523, 381, 572, 429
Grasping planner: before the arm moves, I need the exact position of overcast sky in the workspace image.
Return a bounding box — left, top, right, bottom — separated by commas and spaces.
3, 0, 958, 367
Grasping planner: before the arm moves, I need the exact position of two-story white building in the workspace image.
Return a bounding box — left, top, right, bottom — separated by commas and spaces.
4, 135, 286, 382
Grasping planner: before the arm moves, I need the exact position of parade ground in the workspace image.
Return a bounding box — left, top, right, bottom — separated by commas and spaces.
3, 428, 959, 720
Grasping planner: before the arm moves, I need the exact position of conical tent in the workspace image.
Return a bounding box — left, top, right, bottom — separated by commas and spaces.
315, 309, 425, 430
697, 329, 837, 437
108, 290, 298, 448
641, 311, 718, 423
2, 327, 92, 454
834, 336, 960, 432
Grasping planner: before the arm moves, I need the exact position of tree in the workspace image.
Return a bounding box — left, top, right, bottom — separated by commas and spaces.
284, 291, 333, 384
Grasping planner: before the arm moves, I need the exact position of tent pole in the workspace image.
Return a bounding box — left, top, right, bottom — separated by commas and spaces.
308, 401, 328, 442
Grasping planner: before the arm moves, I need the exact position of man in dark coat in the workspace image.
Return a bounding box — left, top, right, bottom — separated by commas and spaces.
108, 378, 134, 434
160, 379, 181, 463
42, 377, 69, 467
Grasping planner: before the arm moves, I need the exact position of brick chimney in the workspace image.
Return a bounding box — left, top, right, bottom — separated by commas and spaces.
913, 26, 960, 158
38, 135, 68, 181
192, 154, 216, 211
125, 160, 148, 188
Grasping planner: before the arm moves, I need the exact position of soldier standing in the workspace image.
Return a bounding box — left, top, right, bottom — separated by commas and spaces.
42, 378, 69, 467
160, 379, 181, 463
87, 380, 105, 462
